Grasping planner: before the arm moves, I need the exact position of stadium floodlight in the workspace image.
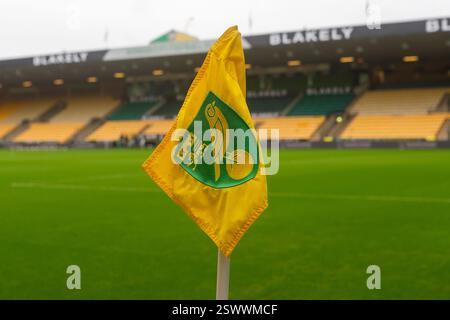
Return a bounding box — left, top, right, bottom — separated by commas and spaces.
22, 81, 32, 88
403, 55, 419, 62
86, 76, 98, 83
340, 56, 355, 63
287, 59, 301, 67
114, 72, 126, 79
53, 79, 64, 86
152, 69, 164, 76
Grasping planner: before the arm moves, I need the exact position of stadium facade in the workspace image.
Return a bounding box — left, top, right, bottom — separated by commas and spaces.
0, 17, 449, 149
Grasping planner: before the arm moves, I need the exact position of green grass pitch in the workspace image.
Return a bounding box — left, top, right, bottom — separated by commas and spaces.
0, 148, 450, 299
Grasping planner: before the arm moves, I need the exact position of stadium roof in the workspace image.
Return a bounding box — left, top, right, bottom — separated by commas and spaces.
0, 17, 449, 86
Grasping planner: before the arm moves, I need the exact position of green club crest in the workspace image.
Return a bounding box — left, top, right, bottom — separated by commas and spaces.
175, 91, 259, 189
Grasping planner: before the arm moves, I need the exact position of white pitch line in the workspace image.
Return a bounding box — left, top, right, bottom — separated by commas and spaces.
271, 192, 450, 204
10, 182, 157, 193
10, 182, 450, 205
60, 173, 143, 183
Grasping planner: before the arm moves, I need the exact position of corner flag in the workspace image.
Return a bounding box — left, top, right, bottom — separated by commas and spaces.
143, 26, 268, 257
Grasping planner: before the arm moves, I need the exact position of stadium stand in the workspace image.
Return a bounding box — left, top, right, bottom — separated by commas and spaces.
13, 123, 84, 143
0, 98, 59, 124
0, 124, 15, 138
107, 101, 159, 120
310, 72, 354, 87
86, 120, 150, 142
247, 74, 307, 95
50, 96, 119, 122
247, 97, 293, 116
256, 116, 325, 140
350, 88, 450, 115
289, 94, 354, 116
143, 119, 174, 136
340, 114, 449, 140
149, 100, 182, 118
246, 74, 307, 116
0, 102, 21, 121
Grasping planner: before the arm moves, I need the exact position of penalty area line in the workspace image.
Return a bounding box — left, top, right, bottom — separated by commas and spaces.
10, 182, 158, 193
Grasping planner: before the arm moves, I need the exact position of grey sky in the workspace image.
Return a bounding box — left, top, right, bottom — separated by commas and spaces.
0, 0, 448, 59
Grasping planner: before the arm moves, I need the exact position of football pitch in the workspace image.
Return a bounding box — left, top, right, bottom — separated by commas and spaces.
1, 148, 450, 299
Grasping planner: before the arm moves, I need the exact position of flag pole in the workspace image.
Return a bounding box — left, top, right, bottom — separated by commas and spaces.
216, 249, 230, 300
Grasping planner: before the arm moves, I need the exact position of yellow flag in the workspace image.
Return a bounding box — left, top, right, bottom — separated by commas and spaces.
142, 26, 268, 256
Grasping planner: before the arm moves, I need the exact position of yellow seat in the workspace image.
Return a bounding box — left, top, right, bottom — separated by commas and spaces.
86, 120, 150, 142
143, 120, 175, 136
0, 124, 16, 138
340, 114, 448, 140
50, 96, 119, 123
256, 116, 325, 140
0, 98, 60, 124
13, 122, 84, 143
351, 88, 450, 115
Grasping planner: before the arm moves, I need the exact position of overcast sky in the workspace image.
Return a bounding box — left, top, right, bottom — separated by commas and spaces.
0, 0, 448, 59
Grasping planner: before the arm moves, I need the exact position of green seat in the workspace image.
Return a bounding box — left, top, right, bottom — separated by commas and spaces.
248, 97, 293, 114
289, 94, 354, 116
108, 101, 157, 120
151, 100, 182, 117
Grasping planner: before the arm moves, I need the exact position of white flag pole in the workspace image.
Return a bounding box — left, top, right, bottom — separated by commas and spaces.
216, 249, 230, 300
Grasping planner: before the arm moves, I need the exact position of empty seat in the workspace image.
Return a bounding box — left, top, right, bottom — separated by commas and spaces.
107, 101, 158, 120
340, 114, 449, 140
351, 88, 450, 115
150, 100, 182, 118
248, 97, 292, 116
86, 121, 150, 142
0, 124, 15, 138
50, 96, 119, 123
0, 101, 22, 122
143, 120, 174, 136
0, 98, 59, 124
256, 116, 325, 140
289, 94, 354, 116
13, 123, 84, 143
